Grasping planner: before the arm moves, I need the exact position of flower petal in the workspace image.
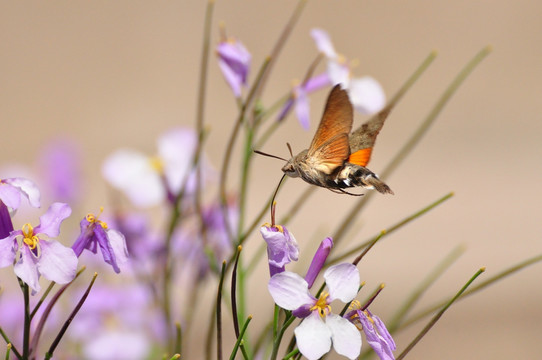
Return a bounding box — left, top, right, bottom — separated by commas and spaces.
37, 240, 78, 285
0, 234, 17, 268
14, 247, 41, 292
0, 183, 22, 209
158, 128, 197, 195
324, 263, 360, 302
35, 203, 71, 238
348, 76, 386, 114
310, 28, 337, 59
3, 178, 41, 208
327, 313, 362, 359
294, 86, 311, 130
102, 149, 164, 207
305, 237, 333, 288
103, 228, 129, 273
294, 312, 332, 360
268, 271, 314, 310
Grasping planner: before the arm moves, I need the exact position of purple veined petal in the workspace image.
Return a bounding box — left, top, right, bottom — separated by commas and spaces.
260, 226, 299, 268
158, 128, 197, 195
324, 263, 360, 303
305, 237, 333, 289
372, 314, 396, 351
310, 28, 337, 59
0, 183, 22, 210
292, 303, 313, 318
14, 246, 41, 292
35, 203, 71, 238
37, 240, 78, 285
0, 234, 17, 268
349, 76, 386, 114
72, 218, 93, 257
2, 178, 40, 208
217, 39, 251, 90
357, 311, 395, 360
294, 312, 332, 360
326, 313, 362, 360
268, 271, 314, 310
295, 86, 311, 130
98, 228, 129, 273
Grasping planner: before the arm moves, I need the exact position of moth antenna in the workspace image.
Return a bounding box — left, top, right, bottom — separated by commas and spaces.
253, 149, 288, 162
286, 143, 294, 158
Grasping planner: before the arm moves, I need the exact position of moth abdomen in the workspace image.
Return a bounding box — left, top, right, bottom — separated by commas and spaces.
333, 163, 394, 194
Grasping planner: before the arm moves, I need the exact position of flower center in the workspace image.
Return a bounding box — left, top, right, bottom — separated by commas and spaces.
21, 223, 40, 249
310, 292, 331, 318
149, 156, 164, 174
86, 207, 108, 229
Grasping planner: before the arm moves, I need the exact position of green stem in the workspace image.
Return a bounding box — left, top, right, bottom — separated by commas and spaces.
229, 316, 253, 360
269, 313, 296, 360
396, 268, 485, 359
22, 283, 30, 359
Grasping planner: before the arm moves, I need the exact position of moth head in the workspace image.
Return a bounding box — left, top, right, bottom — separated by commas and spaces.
281, 158, 299, 178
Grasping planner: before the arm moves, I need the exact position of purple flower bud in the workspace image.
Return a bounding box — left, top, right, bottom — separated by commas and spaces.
304, 237, 333, 289
0, 201, 14, 239
357, 309, 396, 360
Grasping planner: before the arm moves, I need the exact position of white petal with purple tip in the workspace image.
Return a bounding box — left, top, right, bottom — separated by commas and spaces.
324, 263, 359, 302
4, 178, 41, 208
310, 28, 337, 59
268, 271, 314, 310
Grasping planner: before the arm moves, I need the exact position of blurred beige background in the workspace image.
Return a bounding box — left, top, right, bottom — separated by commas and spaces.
1, 1, 541, 359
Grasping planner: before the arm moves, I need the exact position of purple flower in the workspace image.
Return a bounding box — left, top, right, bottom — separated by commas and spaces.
0, 201, 14, 239
0, 203, 77, 292
102, 127, 206, 208
0, 177, 40, 210
348, 307, 396, 360
268, 263, 362, 360
260, 224, 299, 277
217, 37, 251, 97
72, 207, 129, 273
304, 237, 333, 288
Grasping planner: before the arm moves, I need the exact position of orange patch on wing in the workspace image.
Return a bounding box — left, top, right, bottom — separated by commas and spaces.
348, 148, 373, 167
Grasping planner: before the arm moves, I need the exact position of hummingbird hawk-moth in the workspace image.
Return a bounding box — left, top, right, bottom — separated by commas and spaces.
281, 84, 393, 195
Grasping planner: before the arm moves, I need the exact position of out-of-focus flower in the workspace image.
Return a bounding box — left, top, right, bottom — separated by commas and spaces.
102, 127, 203, 208
0, 177, 40, 210
268, 263, 362, 360
260, 223, 299, 276
347, 305, 396, 360
217, 37, 251, 98
72, 207, 129, 273
304, 237, 333, 288
311, 28, 385, 114
279, 28, 385, 129
39, 138, 82, 204
0, 202, 77, 292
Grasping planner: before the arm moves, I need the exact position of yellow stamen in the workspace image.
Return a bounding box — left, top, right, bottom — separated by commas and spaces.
86, 207, 108, 229
310, 292, 331, 318
262, 223, 284, 233
149, 156, 164, 174
21, 223, 40, 250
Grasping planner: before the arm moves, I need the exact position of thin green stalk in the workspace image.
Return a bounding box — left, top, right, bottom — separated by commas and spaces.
270, 313, 296, 360
174, 322, 182, 356
30, 281, 56, 320
328, 192, 454, 265
229, 316, 253, 360
400, 253, 542, 330
396, 268, 485, 359
4, 343, 11, 360
0, 330, 20, 360
333, 47, 491, 245
387, 245, 465, 333
216, 262, 227, 360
